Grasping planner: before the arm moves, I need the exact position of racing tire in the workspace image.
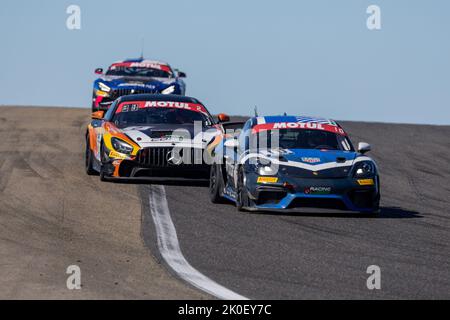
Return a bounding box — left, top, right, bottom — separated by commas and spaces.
236, 167, 250, 212
367, 194, 381, 217
209, 164, 225, 204
99, 144, 111, 182
99, 168, 108, 182
367, 176, 381, 217
85, 137, 98, 176
367, 209, 380, 217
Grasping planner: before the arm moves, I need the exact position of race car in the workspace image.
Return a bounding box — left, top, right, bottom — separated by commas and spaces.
85, 94, 230, 181
92, 58, 186, 111
209, 115, 380, 214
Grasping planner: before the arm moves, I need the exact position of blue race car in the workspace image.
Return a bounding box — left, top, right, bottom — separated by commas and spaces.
92, 58, 186, 111
209, 116, 380, 214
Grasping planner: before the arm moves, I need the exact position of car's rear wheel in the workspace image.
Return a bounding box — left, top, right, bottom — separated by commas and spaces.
85, 137, 98, 176
209, 164, 224, 203
236, 167, 250, 212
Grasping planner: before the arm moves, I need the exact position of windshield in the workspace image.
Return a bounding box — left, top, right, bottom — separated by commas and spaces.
112, 107, 212, 128
106, 67, 172, 78
254, 129, 353, 151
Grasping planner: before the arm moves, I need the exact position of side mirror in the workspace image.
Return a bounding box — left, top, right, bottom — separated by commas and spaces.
91, 110, 105, 120
95, 68, 103, 75
358, 142, 371, 154
177, 71, 187, 78
224, 139, 239, 149
217, 113, 230, 123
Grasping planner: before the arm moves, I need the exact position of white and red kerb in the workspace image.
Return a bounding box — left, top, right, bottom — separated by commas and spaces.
252, 122, 347, 136
116, 101, 208, 115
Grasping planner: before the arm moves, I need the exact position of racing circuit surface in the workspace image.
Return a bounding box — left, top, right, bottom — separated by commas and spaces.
1, 106, 450, 299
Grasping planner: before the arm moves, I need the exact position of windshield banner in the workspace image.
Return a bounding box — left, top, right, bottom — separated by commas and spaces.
252, 122, 347, 136
109, 62, 172, 73
115, 101, 208, 115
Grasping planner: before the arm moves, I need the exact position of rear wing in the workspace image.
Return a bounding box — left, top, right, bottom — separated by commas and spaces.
219, 121, 246, 138
221, 121, 246, 131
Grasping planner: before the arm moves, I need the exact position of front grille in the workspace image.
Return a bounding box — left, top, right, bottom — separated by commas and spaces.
111, 88, 158, 99
256, 191, 287, 205
137, 147, 172, 167
136, 147, 202, 167
280, 166, 351, 179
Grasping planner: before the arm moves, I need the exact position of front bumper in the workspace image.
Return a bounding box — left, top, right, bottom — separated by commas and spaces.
246, 174, 380, 212
103, 146, 210, 180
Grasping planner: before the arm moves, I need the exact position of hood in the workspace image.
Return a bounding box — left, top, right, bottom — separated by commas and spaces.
258, 148, 358, 178
97, 76, 176, 91
121, 124, 220, 148
276, 148, 356, 164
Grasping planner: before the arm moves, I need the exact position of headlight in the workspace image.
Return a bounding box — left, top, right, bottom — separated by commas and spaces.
98, 82, 111, 93
161, 85, 175, 94
254, 159, 277, 176
111, 137, 133, 155
258, 165, 276, 176
353, 161, 375, 178
95, 90, 109, 97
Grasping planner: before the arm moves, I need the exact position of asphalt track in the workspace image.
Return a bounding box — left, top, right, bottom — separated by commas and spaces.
0, 107, 205, 299
1, 107, 450, 299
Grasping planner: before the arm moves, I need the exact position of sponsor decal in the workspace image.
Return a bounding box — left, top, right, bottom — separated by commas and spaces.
116, 101, 207, 114
357, 178, 375, 186
252, 122, 347, 136
109, 150, 127, 159
301, 157, 321, 164
120, 103, 139, 112
109, 61, 172, 73
257, 177, 279, 183
304, 186, 331, 195
150, 136, 171, 142
153, 134, 184, 142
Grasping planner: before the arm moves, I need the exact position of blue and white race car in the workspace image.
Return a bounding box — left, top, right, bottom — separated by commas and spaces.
209, 116, 380, 214
92, 58, 186, 111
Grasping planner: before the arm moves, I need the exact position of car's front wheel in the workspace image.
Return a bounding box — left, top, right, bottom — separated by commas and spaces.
209, 164, 224, 203
236, 167, 250, 212
368, 176, 381, 216
85, 137, 98, 176
99, 144, 111, 181
367, 192, 381, 216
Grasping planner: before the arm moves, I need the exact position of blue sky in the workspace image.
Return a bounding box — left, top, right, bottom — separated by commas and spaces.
0, 0, 449, 124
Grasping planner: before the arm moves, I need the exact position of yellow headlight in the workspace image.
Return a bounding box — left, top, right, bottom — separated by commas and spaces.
95, 90, 110, 97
